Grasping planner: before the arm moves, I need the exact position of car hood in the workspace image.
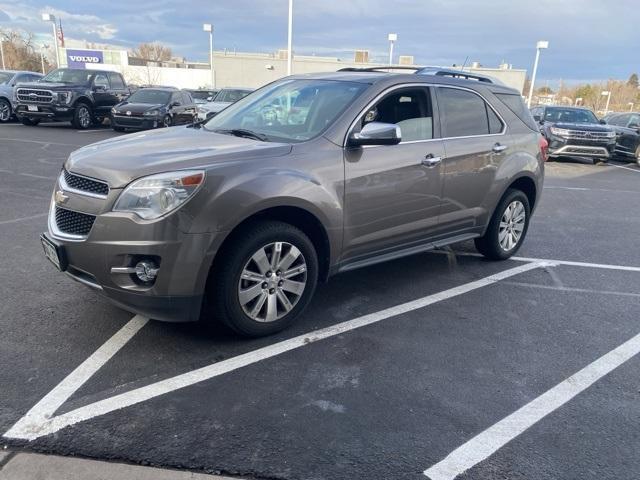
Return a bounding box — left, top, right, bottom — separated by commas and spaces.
201, 101, 231, 112
17, 81, 85, 89
65, 126, 292, 188
550, 122, 613, 132
113, 102, 164, 114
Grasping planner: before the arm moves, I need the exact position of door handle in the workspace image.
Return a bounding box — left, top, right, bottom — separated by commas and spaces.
492, 143, 508, 153
422, 154, 442, 167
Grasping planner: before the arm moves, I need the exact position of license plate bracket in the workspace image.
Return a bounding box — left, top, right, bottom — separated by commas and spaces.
27, 105, 38, 112
40, 234, 67, 271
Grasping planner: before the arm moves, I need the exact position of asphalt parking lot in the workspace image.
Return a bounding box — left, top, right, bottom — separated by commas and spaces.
1, 122, 639, 480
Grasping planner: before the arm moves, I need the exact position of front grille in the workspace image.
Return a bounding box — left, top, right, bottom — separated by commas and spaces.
113, 116, 146, 126
55, 207, 96, 236
565, 130, 611, 143
63, 170, 109, 196
17, 88, 53, 104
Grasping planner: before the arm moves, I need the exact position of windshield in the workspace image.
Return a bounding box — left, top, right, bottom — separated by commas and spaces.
0, 72, 13, 84
41, 68, 94, 84
190, 90, 217, 102
544, 108, 598, 124
215, 89, 252, 103
126, 89, 171, 104
204, 79, 367, 143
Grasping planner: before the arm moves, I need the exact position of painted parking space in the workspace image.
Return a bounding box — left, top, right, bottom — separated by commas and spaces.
1, 125, 640, 479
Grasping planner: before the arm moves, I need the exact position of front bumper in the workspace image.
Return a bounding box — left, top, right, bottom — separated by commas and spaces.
15, 104, 75, 121
111, 114, 161, 130
43, 177, 221, 322
547, 135, 615, 159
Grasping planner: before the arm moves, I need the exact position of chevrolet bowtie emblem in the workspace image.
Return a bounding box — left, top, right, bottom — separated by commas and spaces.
55, 190, 69, 204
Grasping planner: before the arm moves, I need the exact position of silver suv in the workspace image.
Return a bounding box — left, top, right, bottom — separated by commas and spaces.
0, 70, 43, 122
41, 69, 546, 337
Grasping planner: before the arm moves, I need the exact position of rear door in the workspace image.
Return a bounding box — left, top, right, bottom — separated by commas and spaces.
435, 86, 508, 232
107, 72, 128, 104
343, 85, 446, 263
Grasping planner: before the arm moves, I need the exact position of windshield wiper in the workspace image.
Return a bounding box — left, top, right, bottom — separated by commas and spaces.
213, 128, 268, 142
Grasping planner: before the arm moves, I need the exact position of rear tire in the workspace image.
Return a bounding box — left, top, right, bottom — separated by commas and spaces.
0, 98, 12, 123
475, 188, 531, 260
204, 220, 318, 337
72, 103, 93, 129
20, 117, 40, 126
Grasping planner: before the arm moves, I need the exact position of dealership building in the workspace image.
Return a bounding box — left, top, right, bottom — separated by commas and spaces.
57, 46, 527, 93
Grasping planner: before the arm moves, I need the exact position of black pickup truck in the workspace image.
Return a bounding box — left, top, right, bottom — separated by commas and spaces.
15, 68, 132, 129
530, 105, 617, 164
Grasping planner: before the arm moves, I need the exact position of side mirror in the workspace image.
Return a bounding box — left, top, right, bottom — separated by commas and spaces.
532, 114, 542, 122
599, 119, 607, 125
628, 123, 639, 129
348, 122, 401, 146
170, 102, 180, 108
206, 96, 213, 102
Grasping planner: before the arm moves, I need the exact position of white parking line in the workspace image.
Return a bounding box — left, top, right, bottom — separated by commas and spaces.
0, 213, 48, 226
3, 261, 547, 441
3, 316, 148, 440
423, 330, 640, 480
544, 185, 640, 195
609, 162, 640, 174
76, 129, 109, 133
0, 137, 82, 147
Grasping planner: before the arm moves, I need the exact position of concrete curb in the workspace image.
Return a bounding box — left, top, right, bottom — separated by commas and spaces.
0, 452, 240, 480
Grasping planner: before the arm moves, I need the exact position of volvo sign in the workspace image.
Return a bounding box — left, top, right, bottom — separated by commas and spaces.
66, 49, 104, 68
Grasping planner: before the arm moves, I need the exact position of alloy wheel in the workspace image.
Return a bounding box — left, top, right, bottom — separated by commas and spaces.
78, 106, 91, 128
238, 242, 307, 322
498, 200, 526, 251
0, 101, 10, 122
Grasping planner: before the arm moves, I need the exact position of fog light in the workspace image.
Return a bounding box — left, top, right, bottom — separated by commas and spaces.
135, 260, 159, 282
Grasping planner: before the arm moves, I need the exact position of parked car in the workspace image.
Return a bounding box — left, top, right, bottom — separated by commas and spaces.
530, 105, 616, 164
14, 68, 132, 129
41, 70, 545, 337
600, 112, 640, 165
196, 87, 253, 120
0, 70, 43, 122
186, 89, 218, 105
111, 88, 197, 131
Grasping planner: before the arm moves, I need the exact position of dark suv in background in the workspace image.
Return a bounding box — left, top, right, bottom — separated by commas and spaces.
601, 112, 640, 165
15, 68, 132, 129
41, 68, 545, 337
531, 105, 616, 164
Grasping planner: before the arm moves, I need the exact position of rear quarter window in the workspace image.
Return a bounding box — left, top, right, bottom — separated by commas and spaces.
495, 93, 538, 131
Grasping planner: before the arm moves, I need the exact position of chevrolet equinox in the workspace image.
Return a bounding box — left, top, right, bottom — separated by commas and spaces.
41, 69, 546, 337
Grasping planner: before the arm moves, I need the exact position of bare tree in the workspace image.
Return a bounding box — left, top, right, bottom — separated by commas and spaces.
130, 42, 173, 62
0, 29, 52, 72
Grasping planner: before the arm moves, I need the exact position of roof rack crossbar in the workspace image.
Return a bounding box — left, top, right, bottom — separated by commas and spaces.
337, 66, 423, 73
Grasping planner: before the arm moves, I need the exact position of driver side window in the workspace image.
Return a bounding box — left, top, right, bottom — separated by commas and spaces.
93, 74, 109, 89
361, 88, 433, 142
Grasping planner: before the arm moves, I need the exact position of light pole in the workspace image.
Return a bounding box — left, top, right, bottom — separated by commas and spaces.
41, 13, 60, 68
203, 23, 214, 89
388, 33, 397, 66
601, 90, 611, 115
0, 37, 5, 70
527, 40, 549, 108
287, 0, 293, 75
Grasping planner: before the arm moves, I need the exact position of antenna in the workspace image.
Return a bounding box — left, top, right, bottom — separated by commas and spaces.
460, 56, 469, 71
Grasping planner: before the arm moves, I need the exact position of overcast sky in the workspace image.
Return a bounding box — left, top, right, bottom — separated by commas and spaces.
1, 0, 638, 85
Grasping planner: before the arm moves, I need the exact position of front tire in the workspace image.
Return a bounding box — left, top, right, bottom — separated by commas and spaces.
72, 103, 93, 129
475, 189, 531, 260
0, 98, 12, 122
162, 114, 172, 128
205, 220, 319, 337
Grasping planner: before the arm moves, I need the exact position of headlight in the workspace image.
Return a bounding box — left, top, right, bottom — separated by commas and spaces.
550, 127, 570, 137
144, 109, 160, 116
111, 107, 117, 114
56, 91, 72, 104
113, 170, 205, 220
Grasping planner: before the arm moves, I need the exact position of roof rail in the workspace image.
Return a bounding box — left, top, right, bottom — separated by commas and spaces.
337, 66, 423, 73
415, 66, 498, 84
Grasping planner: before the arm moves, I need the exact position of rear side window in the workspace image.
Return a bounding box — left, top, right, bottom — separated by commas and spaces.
108, 73, 125, 89
496, 93, 538, 131
438, 87, 502, 137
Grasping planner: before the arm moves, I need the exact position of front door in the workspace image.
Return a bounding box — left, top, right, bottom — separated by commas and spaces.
343, 86, 445, 263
